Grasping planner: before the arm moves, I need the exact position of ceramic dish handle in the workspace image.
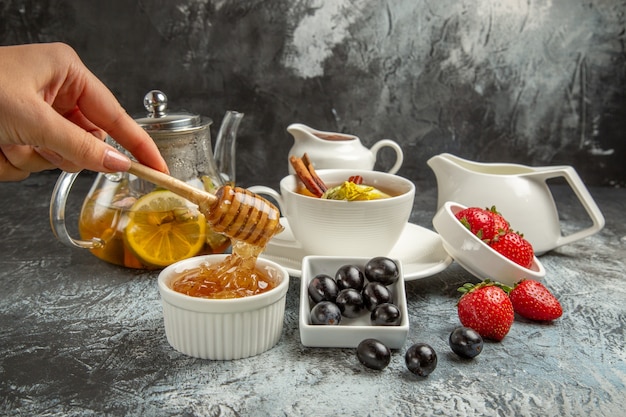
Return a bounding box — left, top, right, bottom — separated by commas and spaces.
533, 166, 605, 248
370, 139, 404, 174
246, 186, 303, 249
246, 186, 285, 212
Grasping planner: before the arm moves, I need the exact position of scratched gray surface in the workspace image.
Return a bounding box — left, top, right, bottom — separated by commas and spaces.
1, 0, 625, 189
0, 172, 624, 416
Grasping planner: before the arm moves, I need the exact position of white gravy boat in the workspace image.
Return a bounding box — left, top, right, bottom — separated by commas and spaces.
427, 153, 605, 255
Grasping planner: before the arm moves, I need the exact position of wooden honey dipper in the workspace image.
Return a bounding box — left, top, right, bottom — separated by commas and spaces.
128, 161, 283, 248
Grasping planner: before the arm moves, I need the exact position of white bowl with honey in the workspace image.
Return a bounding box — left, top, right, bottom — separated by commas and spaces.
157, 254, 289, 360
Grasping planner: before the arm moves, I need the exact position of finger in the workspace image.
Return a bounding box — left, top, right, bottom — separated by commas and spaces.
0, 146, 32, 181
34, 146, 82, 172
0, 144, 57, 173
0, 155, 29, 181
90, 101, 168, 172
63, 106, 107, 140
5, 93, 127, 174
37, 109, 132, 173
61, 68, 168, 172
0, 164, 29, 181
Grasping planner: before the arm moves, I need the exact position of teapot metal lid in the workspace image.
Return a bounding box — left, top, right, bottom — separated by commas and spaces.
135, 90, 212, 133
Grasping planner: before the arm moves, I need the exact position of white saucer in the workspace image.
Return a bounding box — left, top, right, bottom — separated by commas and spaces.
259, 218, 452, 280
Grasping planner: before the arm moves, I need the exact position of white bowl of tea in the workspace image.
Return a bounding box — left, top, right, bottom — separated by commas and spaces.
248, 169, 415, 257
157, 254, 290, 360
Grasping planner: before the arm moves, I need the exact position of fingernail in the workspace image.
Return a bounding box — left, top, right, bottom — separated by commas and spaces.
103, 149, 131, 172
34, 147, 64, 165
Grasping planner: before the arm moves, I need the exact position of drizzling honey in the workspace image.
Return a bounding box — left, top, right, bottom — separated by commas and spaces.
123, 162, 285, 297
171, 239, 280, 299
170, 185, 285, 299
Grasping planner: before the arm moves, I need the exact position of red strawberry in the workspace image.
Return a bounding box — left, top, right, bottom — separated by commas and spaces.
509, 279, 563, 321
490, 231, 534, 268
456, 206, 509, 242
455, 207, 495, 241
457, 280, 514, 341
486, 206, 510, 238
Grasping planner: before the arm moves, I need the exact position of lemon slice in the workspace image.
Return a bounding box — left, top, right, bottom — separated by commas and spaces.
124, 190, 206, 267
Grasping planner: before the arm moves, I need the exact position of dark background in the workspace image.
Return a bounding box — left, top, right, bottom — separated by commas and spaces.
1, 0, 624, 189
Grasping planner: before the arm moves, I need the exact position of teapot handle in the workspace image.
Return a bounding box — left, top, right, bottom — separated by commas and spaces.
532, 166, 605, 249
370, 139, 404, 174
49, 171, 104, 249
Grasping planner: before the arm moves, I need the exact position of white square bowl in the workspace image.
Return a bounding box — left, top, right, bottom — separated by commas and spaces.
299, 256, 409, 349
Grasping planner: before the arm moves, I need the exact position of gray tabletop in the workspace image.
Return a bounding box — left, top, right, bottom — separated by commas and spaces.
1, 172, 624, 417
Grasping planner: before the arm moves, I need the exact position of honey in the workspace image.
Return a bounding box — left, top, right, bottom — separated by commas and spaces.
171, 240, 279, 299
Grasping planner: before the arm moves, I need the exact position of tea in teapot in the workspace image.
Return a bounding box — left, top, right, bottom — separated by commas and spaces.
50, 90, 244, 269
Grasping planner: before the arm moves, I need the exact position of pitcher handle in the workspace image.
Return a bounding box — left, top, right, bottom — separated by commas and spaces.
49, 171, 104, 249
370, 139, 404, 174
533, 166, 605, 248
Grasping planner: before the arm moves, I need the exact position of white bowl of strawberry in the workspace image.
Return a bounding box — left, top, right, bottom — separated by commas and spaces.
433, 202, 545, 286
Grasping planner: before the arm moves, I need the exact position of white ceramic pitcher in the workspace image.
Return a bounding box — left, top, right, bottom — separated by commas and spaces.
287, 123, 403, 174
427, 153, 605, 255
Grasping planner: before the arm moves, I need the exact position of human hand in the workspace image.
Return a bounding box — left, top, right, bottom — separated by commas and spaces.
0, 42, 168, 181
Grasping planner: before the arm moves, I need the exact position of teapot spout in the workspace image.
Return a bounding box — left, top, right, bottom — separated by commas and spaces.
214, 110, 244, 186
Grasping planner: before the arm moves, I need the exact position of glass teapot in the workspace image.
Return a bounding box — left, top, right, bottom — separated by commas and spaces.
49, 90, 244, 269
